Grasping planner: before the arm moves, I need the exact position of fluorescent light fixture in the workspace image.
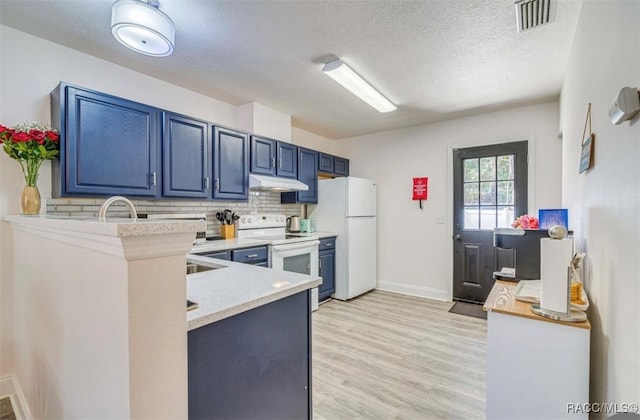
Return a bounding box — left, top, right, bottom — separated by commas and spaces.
111, 0, 175, 57
322, 59, 396, 113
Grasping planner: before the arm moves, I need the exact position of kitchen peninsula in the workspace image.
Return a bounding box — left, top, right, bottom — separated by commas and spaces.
5, 215, 320, 420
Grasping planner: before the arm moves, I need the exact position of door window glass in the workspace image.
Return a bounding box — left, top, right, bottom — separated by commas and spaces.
463, 154, 516, 230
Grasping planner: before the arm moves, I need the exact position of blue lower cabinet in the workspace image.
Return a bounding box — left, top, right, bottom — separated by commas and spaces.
51, 83, 160, 197
319, 237, 336, 301
188, 291, 311, 419
281, 147, 318, 204
162, 113, 210, 198
231, 246, 268, 265
212, 126, 249, 200
199, 250, 230, 260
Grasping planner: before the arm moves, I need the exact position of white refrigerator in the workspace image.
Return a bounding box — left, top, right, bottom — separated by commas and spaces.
310, 177, 377, 300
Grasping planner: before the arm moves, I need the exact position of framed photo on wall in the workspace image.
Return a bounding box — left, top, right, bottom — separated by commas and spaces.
579, 103, 594, 174
579, 134, 594, 173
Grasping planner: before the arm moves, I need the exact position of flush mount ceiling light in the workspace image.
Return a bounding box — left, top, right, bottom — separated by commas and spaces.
111, 0, 175, 57
322, 59, 397, 113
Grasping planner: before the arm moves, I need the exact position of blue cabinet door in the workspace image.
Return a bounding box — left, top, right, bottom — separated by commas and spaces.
296, 147, 318, 203
319, 237, 336, 301
162, 113, 210, 198
188, 291, 310, 419
334, 156, 350, 176
212, 126, 249, 200
318, 153, 334, 174
250, 135, 276, 176
276, 142, 297, 179
54, 84, 160, 197
281, 147, 318, 204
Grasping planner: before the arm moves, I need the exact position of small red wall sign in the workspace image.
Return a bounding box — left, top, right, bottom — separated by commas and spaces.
412, 177, 428, 200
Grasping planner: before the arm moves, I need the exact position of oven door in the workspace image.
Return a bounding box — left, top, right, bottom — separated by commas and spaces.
271, 240, 320, 311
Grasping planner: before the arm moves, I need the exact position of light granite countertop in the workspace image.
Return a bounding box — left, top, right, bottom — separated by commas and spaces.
189, 231, 338, 254
186, 254, 322, 330
4, 214, 205, 237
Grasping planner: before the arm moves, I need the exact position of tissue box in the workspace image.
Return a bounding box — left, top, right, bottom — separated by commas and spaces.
538, 208, 568, 230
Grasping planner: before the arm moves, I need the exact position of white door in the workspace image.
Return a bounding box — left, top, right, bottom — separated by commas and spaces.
347, 177, 376, 217
345, 216, 377, 299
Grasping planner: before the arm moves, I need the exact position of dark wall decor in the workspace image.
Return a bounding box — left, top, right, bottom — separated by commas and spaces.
579, 103, 595, 174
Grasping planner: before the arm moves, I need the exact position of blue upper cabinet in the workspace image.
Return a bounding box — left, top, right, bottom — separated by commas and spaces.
318, 153, 334, 174
282, 147, 317, 204
276, 142, 297, 179
162, 113, 210, 198
250, 136, 297, 179
51, 83, 160, 197
213, 126, 249, 200
250, 135, 276, 176
334, 156, 350, 176
318, 152, 349, 177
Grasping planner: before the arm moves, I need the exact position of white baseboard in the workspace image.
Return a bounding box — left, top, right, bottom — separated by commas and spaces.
376, 281, 449, 302
0, 374, 31, 420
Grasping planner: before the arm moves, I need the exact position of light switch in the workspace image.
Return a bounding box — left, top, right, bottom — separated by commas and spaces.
435, 214, 445, 224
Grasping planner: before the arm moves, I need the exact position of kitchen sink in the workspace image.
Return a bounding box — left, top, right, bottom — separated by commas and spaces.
186, 262, 225, 275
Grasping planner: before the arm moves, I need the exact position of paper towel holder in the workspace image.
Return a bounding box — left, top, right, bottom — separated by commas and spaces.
531, 267, 587, 322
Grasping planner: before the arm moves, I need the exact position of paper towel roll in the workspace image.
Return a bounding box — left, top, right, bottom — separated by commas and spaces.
540, 238, 573, 314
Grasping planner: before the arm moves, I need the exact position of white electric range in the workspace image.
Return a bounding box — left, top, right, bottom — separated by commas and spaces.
237, 213, 320, 311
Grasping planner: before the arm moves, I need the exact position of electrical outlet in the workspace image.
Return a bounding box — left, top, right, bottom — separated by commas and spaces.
435, 214, 445, 224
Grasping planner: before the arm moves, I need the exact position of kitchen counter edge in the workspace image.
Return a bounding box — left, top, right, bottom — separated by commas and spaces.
186, 254, 321, 331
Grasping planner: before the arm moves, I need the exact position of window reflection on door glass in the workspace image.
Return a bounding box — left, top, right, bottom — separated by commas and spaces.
464, 159, 479, 182
480, 207, 497, 230
464, 207, 479, 229
497, 155, 514, 180
464, 183, 479, 205
480, 157, 496, 181
497, 206, 515, 228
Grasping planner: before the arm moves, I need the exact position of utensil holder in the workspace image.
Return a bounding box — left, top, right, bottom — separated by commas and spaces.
221, 225, 235, 239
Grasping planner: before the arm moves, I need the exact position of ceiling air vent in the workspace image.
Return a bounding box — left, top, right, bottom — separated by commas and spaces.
514, 0, 556, 33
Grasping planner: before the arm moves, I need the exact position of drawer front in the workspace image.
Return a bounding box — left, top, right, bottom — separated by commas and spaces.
232, 246, 268, 263
201, 251, 230, 260
319, 238, 336, 250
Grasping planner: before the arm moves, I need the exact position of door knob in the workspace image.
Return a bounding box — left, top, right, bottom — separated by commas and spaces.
453, 234, 462, 240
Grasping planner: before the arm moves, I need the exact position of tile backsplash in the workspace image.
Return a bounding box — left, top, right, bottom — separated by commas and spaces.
46, 191, 302, 237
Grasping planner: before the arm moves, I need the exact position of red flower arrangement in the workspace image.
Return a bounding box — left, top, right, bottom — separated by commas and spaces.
0, 122, 60, 187
512, 214, 539, 229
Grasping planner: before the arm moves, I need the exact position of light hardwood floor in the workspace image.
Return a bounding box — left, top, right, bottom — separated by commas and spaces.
312, 290, 487, 420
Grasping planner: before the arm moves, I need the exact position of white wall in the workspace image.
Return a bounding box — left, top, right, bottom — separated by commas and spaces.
559, 0, 640, 407
334, 102, 562, 300
291, 126, 340, 155
238, 102, 292, 141
0, 25, 239, 378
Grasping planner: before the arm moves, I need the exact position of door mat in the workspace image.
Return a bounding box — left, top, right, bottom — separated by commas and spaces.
0, 396, 16, 420
449, 301, 487, 320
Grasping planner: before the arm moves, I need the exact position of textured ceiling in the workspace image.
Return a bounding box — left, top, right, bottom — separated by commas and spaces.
0, 0, 582, 139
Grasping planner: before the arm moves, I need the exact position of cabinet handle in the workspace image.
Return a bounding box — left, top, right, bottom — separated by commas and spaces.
325, 243, 332, 247
246, 254, 258, 258
151, 172, 157, 186
204, 177, 210, 189
272, 157, 276, 169
215, 178, 220, 190
319, 260, 322, 269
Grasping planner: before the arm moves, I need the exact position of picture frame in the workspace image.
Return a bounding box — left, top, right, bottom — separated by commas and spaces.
579, 134, 594, 173
579, 103, 594, 174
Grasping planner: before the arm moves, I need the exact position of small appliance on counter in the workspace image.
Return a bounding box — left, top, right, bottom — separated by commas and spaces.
286, 215, 301, 232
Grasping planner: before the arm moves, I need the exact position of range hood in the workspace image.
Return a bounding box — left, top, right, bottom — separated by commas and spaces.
248, 174, 309, 192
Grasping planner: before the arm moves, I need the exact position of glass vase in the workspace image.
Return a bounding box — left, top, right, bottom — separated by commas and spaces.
21, 185, 41, 215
